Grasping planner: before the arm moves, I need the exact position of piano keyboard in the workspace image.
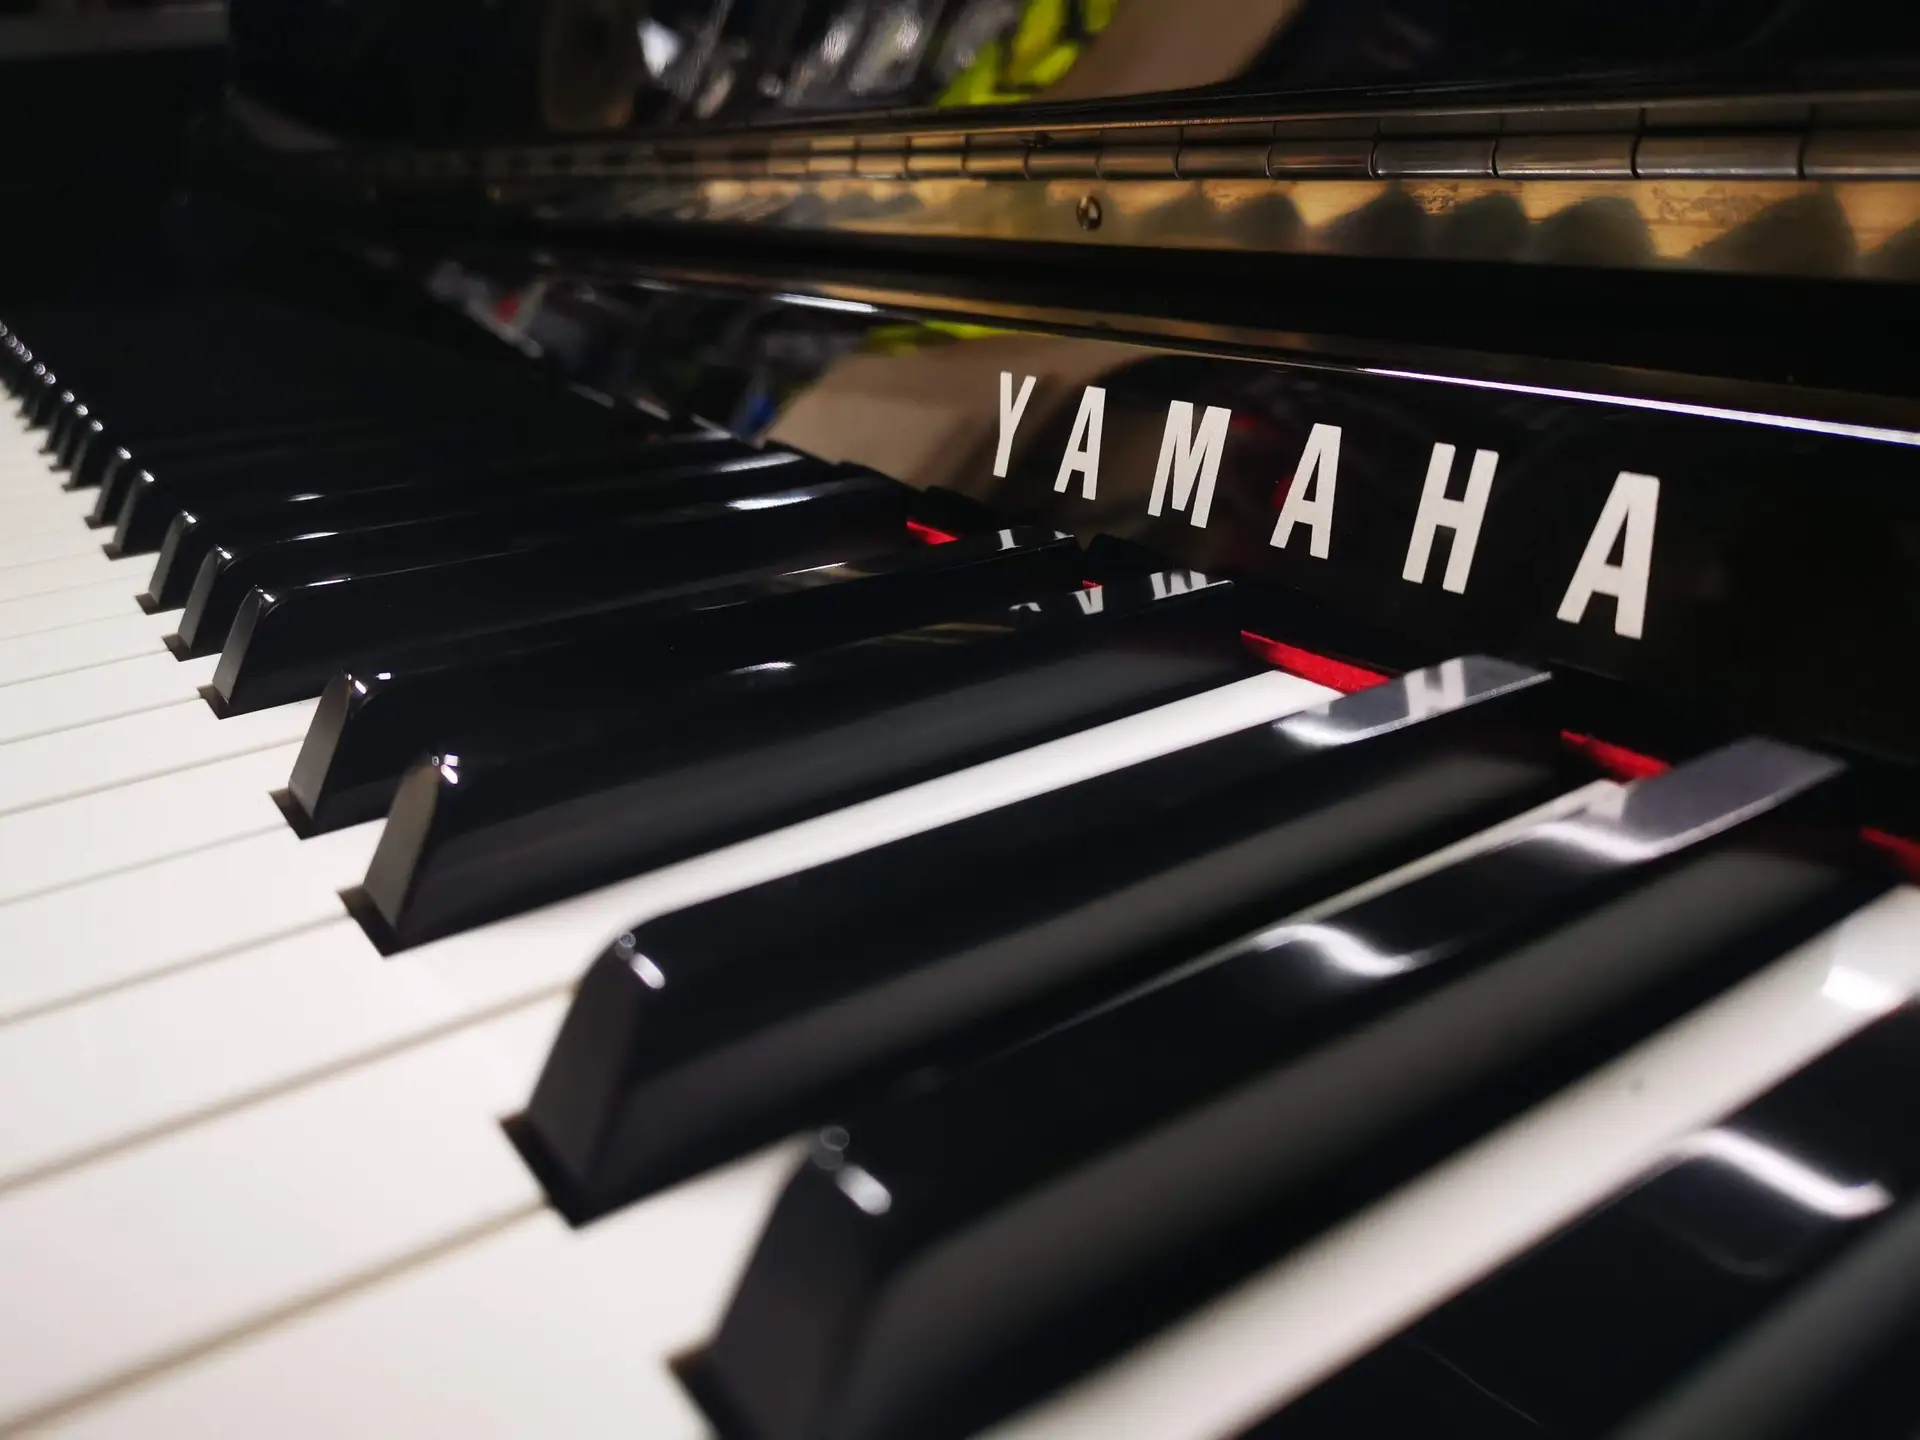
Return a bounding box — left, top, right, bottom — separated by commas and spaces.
0, 297, 1915, 1440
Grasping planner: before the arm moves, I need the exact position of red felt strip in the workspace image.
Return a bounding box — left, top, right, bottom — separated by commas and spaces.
1239, 632, 1390, 693
1560, 731, 1672, 782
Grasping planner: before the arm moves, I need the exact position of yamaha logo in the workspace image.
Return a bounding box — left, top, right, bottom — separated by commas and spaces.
999, 372, 1659, 640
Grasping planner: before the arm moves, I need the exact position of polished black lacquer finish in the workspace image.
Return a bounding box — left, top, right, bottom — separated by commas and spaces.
137, 432, 752, 610
89, 418, 396, 520
694, 741, 1885, 1440
114, 425, 737, 561
285, 527, 1080, 833
518, 657, 1575, 1220
207, 468, 911, 713
173, 449, 829, 655
352, 570, 1261, 951
1248, 1005, 1920, 1440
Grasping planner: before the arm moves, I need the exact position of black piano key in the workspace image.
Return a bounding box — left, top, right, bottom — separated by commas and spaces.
14, 358, 48, 406
111, 421, 717, 559
692, 740, 1887, 1440
154, 439, 776, 629
1651, 1234, 1920, 1440
45, 397, 83, 463
1614, 1198, 1920, 1440
515, 657, 1578, 1221
12, 352, 54, 406
52, 400, 101, 467
1249, 1005, 1920, 1440
171, 450, 832, 655
138, 433, 753, 609
55, 403, 107, 470
30, 386, 64, 440
285, 527, 1080, 833
208, 469, 912, 712
351, 571, 1260, 952
12, 359, 45, 403
77, 365, 630, 504
23, 367, 60, 426
1245, 1344, 1549, 1439
63, 418, 107, 489
79, 400, 461, 497
86, 417, 398, 519
5, 342, 35, 398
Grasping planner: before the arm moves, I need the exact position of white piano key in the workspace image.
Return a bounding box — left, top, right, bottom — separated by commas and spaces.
0, 523, 114, 569
39, 1146, 798, 1440
0, 460, 59, 487
0, 444, 62, 475
0, 695, 316, 815
0, 610, 177, 688
0, 427, 49, 459
0, 822, 379, 1024
0, 997, 568, 1431
0, 433, 50, 468
0, 508, 100, 547
987, 886, 1920, 1440
0, 672, 1336, 1189
0, 434, 58, 455
0, 652, 218, 745
0, 550, 144, 604
24, 789, 1623, 1440
0, 578, 145, 641
0, 485, 94, 526
0, 743, 297, 906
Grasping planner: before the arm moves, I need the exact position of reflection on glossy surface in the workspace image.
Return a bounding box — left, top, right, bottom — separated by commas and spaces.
411, 272, 1920, 773
284, 524, 1079, 832
354, 568, 1258, 950
231, 0, 1920, 136
208, 467, 909, 713
441, 172, 1920, 284
694, 739, 1882, 1440
141, 436, 748, 610
175, 446, 811, 653
126, 430, 755, 592
1248, 1004, 1920, 1439
515, 655, 1570, 1220
1673, 1127, 1892, 1220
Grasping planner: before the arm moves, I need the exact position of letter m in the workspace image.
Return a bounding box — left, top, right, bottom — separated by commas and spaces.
1147, 401, 1232, 529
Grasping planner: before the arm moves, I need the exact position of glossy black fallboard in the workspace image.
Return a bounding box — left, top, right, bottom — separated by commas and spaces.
208, 469, 911, 713
285, 527, 1080, 833
139, 433, 754, 610
350, 570, 1260, 951
170, 449, 824, 654
1246, 1005, 1920, 1440
798, 334, 1920, 771
691, 741, 1888, 1440
515, 657, 1576, 1222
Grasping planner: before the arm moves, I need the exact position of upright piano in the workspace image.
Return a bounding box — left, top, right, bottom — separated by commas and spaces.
1, 1, 1919, 1434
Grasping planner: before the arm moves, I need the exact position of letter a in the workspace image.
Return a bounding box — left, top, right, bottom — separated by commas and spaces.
1269, 423, 1341, 558
1147, 400, 1232, 528
1556, 471, 1660, 640
995, 371, 1036, 478
1053, 385, 1106, 499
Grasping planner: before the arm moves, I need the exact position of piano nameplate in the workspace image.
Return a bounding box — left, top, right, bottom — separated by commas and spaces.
769, 325, 1920, 767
